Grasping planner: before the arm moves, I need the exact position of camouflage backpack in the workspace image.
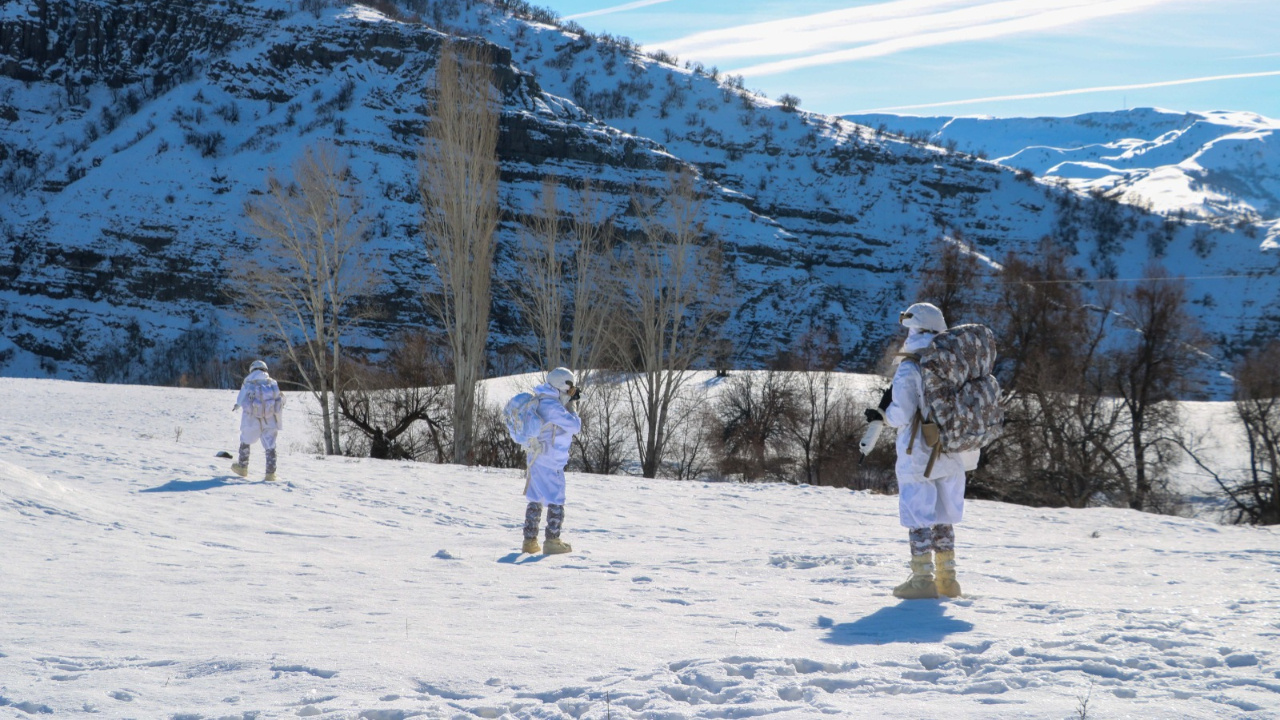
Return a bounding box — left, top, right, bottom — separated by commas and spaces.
900, 324, 1004, 476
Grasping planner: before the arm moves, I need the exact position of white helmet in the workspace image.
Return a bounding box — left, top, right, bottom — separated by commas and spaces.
249, 359, 268, 372
546, 367, 575, 392
899, 303, 947, 333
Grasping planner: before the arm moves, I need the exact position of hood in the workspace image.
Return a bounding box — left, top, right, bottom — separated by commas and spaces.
533, 383, 560, 398
245, 369, 271, 382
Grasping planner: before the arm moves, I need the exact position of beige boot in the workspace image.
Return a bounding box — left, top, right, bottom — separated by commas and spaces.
521, 537, 541, 554
230, 463, 248, 478
263, 472, 278, 482
542, 537, 573, 554
893, 555, 939, 600
934, 550, 962, 598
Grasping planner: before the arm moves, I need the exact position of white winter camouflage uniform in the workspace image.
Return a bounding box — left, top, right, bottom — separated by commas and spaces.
524, 382, 582, 506
236, 369, 283, 450
884, 329, 980, 528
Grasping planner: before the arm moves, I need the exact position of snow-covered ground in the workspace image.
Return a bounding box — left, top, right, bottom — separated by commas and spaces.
3, 377, 1279, 719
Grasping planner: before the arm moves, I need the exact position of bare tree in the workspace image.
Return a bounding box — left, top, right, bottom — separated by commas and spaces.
337, 332, 452, 461
511, 177, 565, 369
233, 142, 377, 455
1108, 266, 1204, 511
512, 178, 617, 378
775, 329, 862, 486
571, 372, 629, 475
1185, 343, 1280, 524
564, 182, 624, 472
512, 179, 623, 474
915, 231, 985, 326
618, 169, 727, 478
1230, 343, 1280, 523
989, 239, 1087, 392
975, 245, 1129, 507
419, 41, 501, 465
565, 182, 618, 379
711, 370, 798, 482
671, 405, 715, 481
471, 385, 524, 469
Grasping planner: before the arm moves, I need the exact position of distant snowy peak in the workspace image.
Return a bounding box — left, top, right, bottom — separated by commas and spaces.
846, 108, 1280, 230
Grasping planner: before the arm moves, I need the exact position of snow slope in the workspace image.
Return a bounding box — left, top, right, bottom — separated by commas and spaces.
3, 377, 1279, 718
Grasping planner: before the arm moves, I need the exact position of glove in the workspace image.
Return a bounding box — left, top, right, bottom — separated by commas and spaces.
877, 385, 894, 411
864, 407, 884, 423
232, 404, 239, 412
563, 386, 581, 414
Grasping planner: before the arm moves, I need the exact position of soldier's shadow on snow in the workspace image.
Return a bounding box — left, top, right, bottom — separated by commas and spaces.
140, 477, 241, 492
822, 602, 974, 645
496, 552, 547, 565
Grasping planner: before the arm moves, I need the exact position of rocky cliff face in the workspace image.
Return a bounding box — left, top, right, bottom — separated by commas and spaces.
0, 0, 710, 379
1, 0, 1276, 386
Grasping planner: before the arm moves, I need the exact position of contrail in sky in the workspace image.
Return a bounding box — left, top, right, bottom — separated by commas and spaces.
723, 0, 1173, 76
845, 70, 1280, 113
564, 0, 676, 21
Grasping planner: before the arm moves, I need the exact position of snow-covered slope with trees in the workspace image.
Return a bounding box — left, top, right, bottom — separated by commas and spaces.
848, 108, 1280, 244
2, 1, 1278, 383
3, 376, 1280, 718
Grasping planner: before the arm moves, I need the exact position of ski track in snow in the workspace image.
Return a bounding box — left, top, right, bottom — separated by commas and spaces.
2, 378, 1279, 718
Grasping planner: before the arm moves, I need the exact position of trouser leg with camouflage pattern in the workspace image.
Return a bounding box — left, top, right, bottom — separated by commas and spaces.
523, 502, 542, 541
546, 504, 564, 540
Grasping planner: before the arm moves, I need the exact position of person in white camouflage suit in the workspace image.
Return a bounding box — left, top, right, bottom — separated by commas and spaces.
231, 359, 283, 481
520, 367, 582, 555
866, 303, 980, 599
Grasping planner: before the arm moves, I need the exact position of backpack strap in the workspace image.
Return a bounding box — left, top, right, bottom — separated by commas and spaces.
906, 409, 921, 455
521, 422, 553, 496
924, 441, 941, 478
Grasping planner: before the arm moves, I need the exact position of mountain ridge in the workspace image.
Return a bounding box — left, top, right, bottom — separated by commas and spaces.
846, 108, 1280, 243
2, 1, 1277, 387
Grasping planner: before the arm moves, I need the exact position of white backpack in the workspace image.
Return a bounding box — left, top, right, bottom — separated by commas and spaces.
503, 392, 544, 450
244, 379, 283, 421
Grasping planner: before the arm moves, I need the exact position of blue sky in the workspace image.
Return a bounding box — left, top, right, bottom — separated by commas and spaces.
530, 0, 1280, 119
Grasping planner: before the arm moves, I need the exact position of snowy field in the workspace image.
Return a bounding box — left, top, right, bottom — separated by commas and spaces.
2, 377, 1279, 719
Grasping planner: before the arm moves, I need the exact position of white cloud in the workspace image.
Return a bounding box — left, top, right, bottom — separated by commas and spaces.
845, 70, 1280, 113
1228, 51, 1280, 60
564, 0, 677, 21
661, 0, 984, 58
657, 0, 1176, 76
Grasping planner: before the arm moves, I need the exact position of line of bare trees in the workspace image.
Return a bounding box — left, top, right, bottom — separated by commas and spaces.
911, 235, 1252, 518
509, 168, 730, 479
225, 40, 1275, 525
229, 39, 736, 478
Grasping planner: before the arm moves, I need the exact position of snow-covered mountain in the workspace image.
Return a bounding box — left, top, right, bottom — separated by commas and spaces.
848, 108, 1280, 242
2, 2, 1278, 383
